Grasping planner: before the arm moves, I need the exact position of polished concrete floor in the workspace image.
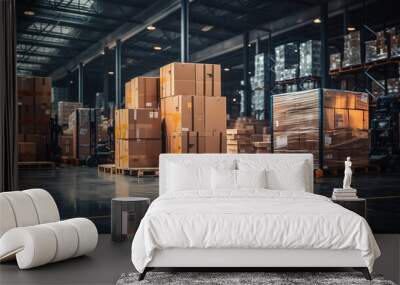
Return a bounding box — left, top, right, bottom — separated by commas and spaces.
2, 166, 400, 284
0, 235, 132, 285
17, 165, 400, 234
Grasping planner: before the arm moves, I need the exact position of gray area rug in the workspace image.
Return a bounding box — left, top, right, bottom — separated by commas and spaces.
116, 272, 396, 285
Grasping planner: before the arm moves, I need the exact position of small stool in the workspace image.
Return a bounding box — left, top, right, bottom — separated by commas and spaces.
111, 197, 150, 242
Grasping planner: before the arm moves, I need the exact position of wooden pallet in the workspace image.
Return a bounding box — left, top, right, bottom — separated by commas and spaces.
18, 161, 55, 169
115, 167, 159, 177
98, 164, 116, 174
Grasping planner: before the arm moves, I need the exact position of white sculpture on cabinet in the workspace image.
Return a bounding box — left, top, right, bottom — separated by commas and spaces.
343, 157, 353, 190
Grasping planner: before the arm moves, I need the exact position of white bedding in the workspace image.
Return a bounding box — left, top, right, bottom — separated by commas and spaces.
131, 190, 380, 273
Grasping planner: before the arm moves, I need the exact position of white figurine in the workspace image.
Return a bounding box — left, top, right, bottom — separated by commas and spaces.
343, 157, 352, 189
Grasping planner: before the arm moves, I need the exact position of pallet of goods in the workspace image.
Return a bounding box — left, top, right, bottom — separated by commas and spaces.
115, 76, 161, 169
226, 117, 270, 154
17, 77, 51, 163
272, 89, 369, 169
160, 62, 227, 153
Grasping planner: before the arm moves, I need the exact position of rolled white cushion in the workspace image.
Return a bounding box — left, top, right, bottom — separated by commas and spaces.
1, 191, 39, 227
64, 218, 98, 257
0, 196, 17, 237
0, 226, 57, 269
42, 221, 79, 262
23, 189, 60, 223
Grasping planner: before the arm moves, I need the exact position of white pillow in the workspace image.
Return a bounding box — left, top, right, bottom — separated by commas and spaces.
236, 169, 267, 189
168, 163, 210, 191
238, 159, 307, 191
211, 168, 237, 190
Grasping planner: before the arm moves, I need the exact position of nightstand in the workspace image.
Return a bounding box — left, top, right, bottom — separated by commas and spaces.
332, 198, 367, 218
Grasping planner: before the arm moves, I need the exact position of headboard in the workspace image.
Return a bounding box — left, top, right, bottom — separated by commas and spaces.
159, 153, 314, 195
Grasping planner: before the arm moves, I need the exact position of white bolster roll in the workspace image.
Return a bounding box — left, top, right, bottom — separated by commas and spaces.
65, 218, 98, 257
0, 196, 17, 237
1, 192, 39, 227
23, 189, 60, 223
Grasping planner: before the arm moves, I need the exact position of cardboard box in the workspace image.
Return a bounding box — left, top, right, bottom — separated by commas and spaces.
162, 95, 204, 133
17, 77, 34, 92
34, 77, 51, 95
25, 134, 48, 160
160, 63, 221, 98
17, 95, 35, 133
125, 77, 159, 109
118, 139, 160, 168
349, 109, 365, 129
58, 101, 83, 126
166, 131, 199, 153
59, 134, 73, 158
204, 96, 226, 134
202, 132, 226, 153
115, 139, 120, 168
118, 108, 161, 139
18, 142, 36, 162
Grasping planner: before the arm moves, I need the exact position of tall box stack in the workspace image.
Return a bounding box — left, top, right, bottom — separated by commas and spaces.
115, 76, 161, 168
365, 30, 388, 63
17, 77, 51, 161
272, 89, 369, 168
274, 43, 299, 82
58, 101, 83, 126
388, 27, 400, 58
160, 62, 226, 153
299, 40, 321, 78
343, 31, 361, 67
69, 108, 102, 161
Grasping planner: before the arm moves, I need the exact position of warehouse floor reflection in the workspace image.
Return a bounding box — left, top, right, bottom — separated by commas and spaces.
18, 166, 400, 234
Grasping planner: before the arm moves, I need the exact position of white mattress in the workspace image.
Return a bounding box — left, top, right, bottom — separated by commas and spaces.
131, 190, 380, 273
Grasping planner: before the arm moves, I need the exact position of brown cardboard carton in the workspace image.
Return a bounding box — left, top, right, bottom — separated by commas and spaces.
355, 93, 369, 110
324, 108, 335, 130
363, 111, 369, 129
25, 134, 48, 160
126, 77, 159, 109
166, 132, 199, 153
115, 110, 121, 139
34, 77, 51, 95
115, 139, 120, 167
59, 134, 73, 158
17, 77, 34, 92
203, 132, 226, 153
17, 95, 34, 131
334, 109, 349, 128
162, 95, 204, 133
119, 139, 160, 168
204, 96, 227, 133
349, 109, 364, 129
18, 142, 36, 162
162, 63, 196, 97
119, 109, 161, 139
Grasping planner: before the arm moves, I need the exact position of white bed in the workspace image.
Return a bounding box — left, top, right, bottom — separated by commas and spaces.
131, 154, 380, 280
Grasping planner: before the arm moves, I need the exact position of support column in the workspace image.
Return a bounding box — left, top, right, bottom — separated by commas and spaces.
243, 32, 251, 117
266, 31, 274, 152
181, 0, 189, 62
319, 2, 329, 169
103, 47, 111, 116
255, 37, 262, 54
320, 2, 329, 89
115, 39, 122, 109
78, 62, 84, 104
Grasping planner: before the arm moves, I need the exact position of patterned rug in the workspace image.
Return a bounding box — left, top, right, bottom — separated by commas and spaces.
116, 271, 395, 285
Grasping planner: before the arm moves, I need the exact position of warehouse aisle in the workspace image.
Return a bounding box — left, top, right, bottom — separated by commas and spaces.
18, 166, 400, 234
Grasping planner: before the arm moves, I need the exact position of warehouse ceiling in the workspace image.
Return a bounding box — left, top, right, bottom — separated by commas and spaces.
16, 0, 400, 79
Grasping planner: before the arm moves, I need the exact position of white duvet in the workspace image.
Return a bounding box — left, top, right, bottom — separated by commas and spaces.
131, 190, 380, 273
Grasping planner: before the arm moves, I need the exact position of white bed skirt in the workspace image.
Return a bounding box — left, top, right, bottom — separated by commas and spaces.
148, 248, 366, 268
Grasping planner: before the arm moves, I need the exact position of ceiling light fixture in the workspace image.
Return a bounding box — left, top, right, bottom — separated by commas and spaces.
108, 71, 114, 75
224, 67, 230, 71
70, 80, 74, 84
313, 18, 321, 24
248, 43, 251, 47
24, 10, 35, 16
147, 25, 156, 31
201, 25, 214, 32
153, 46, 162, 51
347, 26, 356, 32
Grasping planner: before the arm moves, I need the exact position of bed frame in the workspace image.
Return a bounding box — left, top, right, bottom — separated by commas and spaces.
139, 154, 372, 281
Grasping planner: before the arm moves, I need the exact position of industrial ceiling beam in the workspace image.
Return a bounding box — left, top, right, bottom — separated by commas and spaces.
16, 50, 73, 59
17, 38, 84, 51
18, 30, 96, 43
20, 16, 114, 33
51, 0, 182, 80
23, 3, 142, 25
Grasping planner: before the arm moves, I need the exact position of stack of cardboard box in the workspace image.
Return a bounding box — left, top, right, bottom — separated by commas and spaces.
17, 77, 51, 161
160, 62, 227, 153
226, 118, 270, 153
272, 89, 369, 168
115, 77, 161, 168
58, 101, 83, 126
